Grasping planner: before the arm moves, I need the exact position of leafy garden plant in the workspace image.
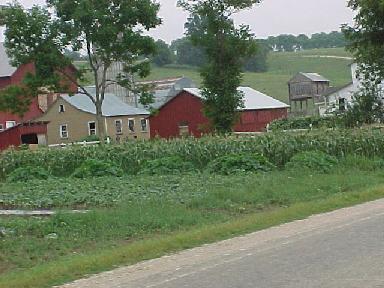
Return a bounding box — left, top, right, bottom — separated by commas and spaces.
139, 156, 196, 175
7, 166, 49, 182
207, 153, 273, 175
286, 151, 338, 173
72, 159, 123, 179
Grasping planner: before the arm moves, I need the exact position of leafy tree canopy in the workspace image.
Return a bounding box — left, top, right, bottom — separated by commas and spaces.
152, 40, 174, 67
1, 0, 161, 140
178, 0, 260, 133
343, 0, 384, 79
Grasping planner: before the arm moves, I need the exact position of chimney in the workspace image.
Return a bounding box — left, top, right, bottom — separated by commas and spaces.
38, 94, 49, 112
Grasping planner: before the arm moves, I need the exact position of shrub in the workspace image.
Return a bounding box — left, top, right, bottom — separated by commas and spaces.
269, 116, 343, 131
207, 154, 274, 175
72, 159, 123, 178
286, 151, 338, 173
139, 156, 195, 175
7, 166, 49, 182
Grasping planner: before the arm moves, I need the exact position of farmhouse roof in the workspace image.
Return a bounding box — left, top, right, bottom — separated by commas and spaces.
61, 93, 149, 117
0, 43, 17, 77
300, 72, 330, 82
183, 87, 290, 111
323, 82, 354, 97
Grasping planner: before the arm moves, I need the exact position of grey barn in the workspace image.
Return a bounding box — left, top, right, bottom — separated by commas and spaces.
288, 72, 330, 111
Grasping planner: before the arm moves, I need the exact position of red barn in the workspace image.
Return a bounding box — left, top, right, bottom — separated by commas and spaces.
149, 87, 289, 138
0, 43, 77, 150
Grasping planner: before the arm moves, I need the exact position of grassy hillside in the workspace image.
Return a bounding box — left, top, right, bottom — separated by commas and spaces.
146, 47, 353, 103
75, 48, 353, 104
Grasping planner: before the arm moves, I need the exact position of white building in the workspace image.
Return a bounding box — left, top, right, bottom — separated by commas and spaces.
319, 63, 384, 115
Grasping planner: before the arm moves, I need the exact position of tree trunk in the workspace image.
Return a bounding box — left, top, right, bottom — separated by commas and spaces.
96, 103, 106, 144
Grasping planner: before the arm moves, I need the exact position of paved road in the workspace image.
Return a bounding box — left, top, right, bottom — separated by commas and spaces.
59, 199, 384, 288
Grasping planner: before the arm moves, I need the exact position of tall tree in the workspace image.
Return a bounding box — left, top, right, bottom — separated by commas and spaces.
1, 1, 161, 141
244, 41, 269, 72
343, 0, 384, 79
178, 0, 259, 133
171, 37, 207, 67
152, 40, 174, 67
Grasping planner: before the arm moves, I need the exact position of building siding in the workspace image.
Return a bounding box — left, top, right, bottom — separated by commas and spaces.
37, 97, 150, 145
235, 108, 288, 132
150, 92, 210, 138
0, 62, 78, 129
149, 91, 288, 139
0, 123, 47, 151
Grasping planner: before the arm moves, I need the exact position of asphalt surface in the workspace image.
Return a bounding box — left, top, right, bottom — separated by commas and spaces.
59, 199, 384, 288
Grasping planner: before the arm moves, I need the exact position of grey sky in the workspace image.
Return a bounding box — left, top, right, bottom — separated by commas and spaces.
1, 0, 354, 43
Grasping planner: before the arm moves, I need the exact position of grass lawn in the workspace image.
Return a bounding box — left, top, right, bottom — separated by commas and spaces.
1, 158, 384, 287
75, 47, 353, 104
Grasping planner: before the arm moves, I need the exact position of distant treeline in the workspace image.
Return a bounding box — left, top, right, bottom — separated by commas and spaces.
264, 31, 346, 52
152, 37, 269, 73
152, 31, 346, 72
66, 31, 347, 73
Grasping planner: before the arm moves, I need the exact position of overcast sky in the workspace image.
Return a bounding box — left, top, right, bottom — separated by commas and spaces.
1, 0, 355, 43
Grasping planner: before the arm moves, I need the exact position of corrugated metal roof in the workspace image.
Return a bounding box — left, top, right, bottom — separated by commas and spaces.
183, 87, 290, 110
0, 43, 17, 77
300, 72, 330, 82
61, 93, 150, 116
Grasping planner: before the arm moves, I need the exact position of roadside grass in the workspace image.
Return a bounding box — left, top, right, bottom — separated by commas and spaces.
1, 159, 384, 287
75, 47, 352, 103
1, 181, 384, 288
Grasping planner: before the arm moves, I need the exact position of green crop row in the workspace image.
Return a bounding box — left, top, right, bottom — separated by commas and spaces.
1, 129, 384, 179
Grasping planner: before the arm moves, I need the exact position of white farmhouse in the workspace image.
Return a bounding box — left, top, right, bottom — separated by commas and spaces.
319, 63, 384, 116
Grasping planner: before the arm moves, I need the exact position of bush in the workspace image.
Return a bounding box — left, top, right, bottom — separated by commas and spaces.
269, 116, 343, 131
286, 151, 338, 173
207, 154, 274, 175
72, 159, 123, 178
139, 156, 195, 175
7, 166, 49, 182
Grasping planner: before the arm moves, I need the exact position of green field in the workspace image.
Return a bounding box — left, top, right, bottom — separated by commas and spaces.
145, 47, 353, 103
76, 47, 353, 104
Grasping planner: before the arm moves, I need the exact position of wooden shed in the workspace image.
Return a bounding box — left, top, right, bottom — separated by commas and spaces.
149, 87, 289, 138
288, 72, 330, 111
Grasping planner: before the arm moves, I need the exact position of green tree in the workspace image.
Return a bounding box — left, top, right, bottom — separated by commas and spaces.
343, 0, 384, 79
171, 37, 207, 67
244, 41, 269, 72
1, 1, 160, 141
343, 78, 384, 127
152, 40, 174, 67
178, 0, 259, 133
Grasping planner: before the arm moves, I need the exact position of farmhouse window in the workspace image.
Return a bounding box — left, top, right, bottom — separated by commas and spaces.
115, 120, 123, 134
5, 121, 16, 129
88, 122, 96, 136
0, 124, 3, 131
128, 119, 135, 132
339, 98, 346, 112
59, 104, 65, 113
60, 124, 68, 139
140, 118, 148, 132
